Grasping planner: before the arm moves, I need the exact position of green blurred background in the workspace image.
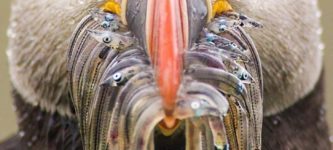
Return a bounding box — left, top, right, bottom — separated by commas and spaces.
0, 0, 332, 141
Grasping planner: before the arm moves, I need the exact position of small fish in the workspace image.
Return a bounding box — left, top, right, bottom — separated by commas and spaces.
200, 32, 247, 53
186, 66, 247, 100
207, 18, 239, 34
89, 8, 121, 30
232, 66, 254, 83
223, 12, 263, 28
88, 30, 134, 50
101, 64, 149, 87
220, 55, 254, 83
207, 15, 263, 34
185, 51, 226, 69
196, 43, 250, 61
238, 14, 263, 28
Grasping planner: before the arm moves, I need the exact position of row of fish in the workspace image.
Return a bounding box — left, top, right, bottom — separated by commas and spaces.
68, 7, 262, 150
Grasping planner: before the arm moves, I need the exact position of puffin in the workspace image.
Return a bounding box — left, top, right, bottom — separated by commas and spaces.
0, 0, 331, 150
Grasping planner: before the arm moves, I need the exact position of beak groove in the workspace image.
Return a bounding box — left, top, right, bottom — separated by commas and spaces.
146, 0, 189, 128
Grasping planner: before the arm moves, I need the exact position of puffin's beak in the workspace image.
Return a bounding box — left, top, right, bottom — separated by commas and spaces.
146, 0, 188, 128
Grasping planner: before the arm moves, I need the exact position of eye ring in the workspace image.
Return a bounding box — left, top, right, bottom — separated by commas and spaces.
103, 36, 112, 43
112, 72, 123, 83
191, 101, 200, 109
105, 14, 115, 22
230, 43, 238, 49
101, 21, 111, 28
242, 73, 249, 80
219, 24, 227, 32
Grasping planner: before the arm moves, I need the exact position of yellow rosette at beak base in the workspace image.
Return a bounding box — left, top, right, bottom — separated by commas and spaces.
207, 0, 233, 22
100, 0, 121, 15
100, 0, 233, 24
100, 0, 128, 24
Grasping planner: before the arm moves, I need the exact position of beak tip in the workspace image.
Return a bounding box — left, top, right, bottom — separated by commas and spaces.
162, 117, 177, 129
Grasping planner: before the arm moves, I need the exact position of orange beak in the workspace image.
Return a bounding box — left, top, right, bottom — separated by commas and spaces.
146, 0, 188, 128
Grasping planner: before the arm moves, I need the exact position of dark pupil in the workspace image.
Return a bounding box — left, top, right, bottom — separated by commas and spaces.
103, 37, 111, 43
242, 73, 248, 79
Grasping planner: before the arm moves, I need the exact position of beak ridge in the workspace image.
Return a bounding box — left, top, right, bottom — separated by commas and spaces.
146, 0, 188, 128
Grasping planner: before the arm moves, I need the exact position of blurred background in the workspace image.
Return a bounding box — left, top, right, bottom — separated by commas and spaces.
0, 0, 332, 141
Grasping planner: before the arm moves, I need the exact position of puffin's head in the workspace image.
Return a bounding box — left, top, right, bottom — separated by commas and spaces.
7, 0, 322, 149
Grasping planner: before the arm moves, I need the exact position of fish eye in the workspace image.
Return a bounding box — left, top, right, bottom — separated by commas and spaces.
112, 72, 123, 83
104, 14, 115, 22
191, 101, 201, 110
236, 82, 244, 94
103, 36, 112, 43
231, 43, 237, 49
219, 24, 227, 32
101, 21, 111, 28
242, 73, 249, 80
206, 33, 215, 42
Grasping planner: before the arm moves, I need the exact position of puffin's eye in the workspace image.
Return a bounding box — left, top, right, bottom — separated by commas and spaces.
103, 36, 112, 43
